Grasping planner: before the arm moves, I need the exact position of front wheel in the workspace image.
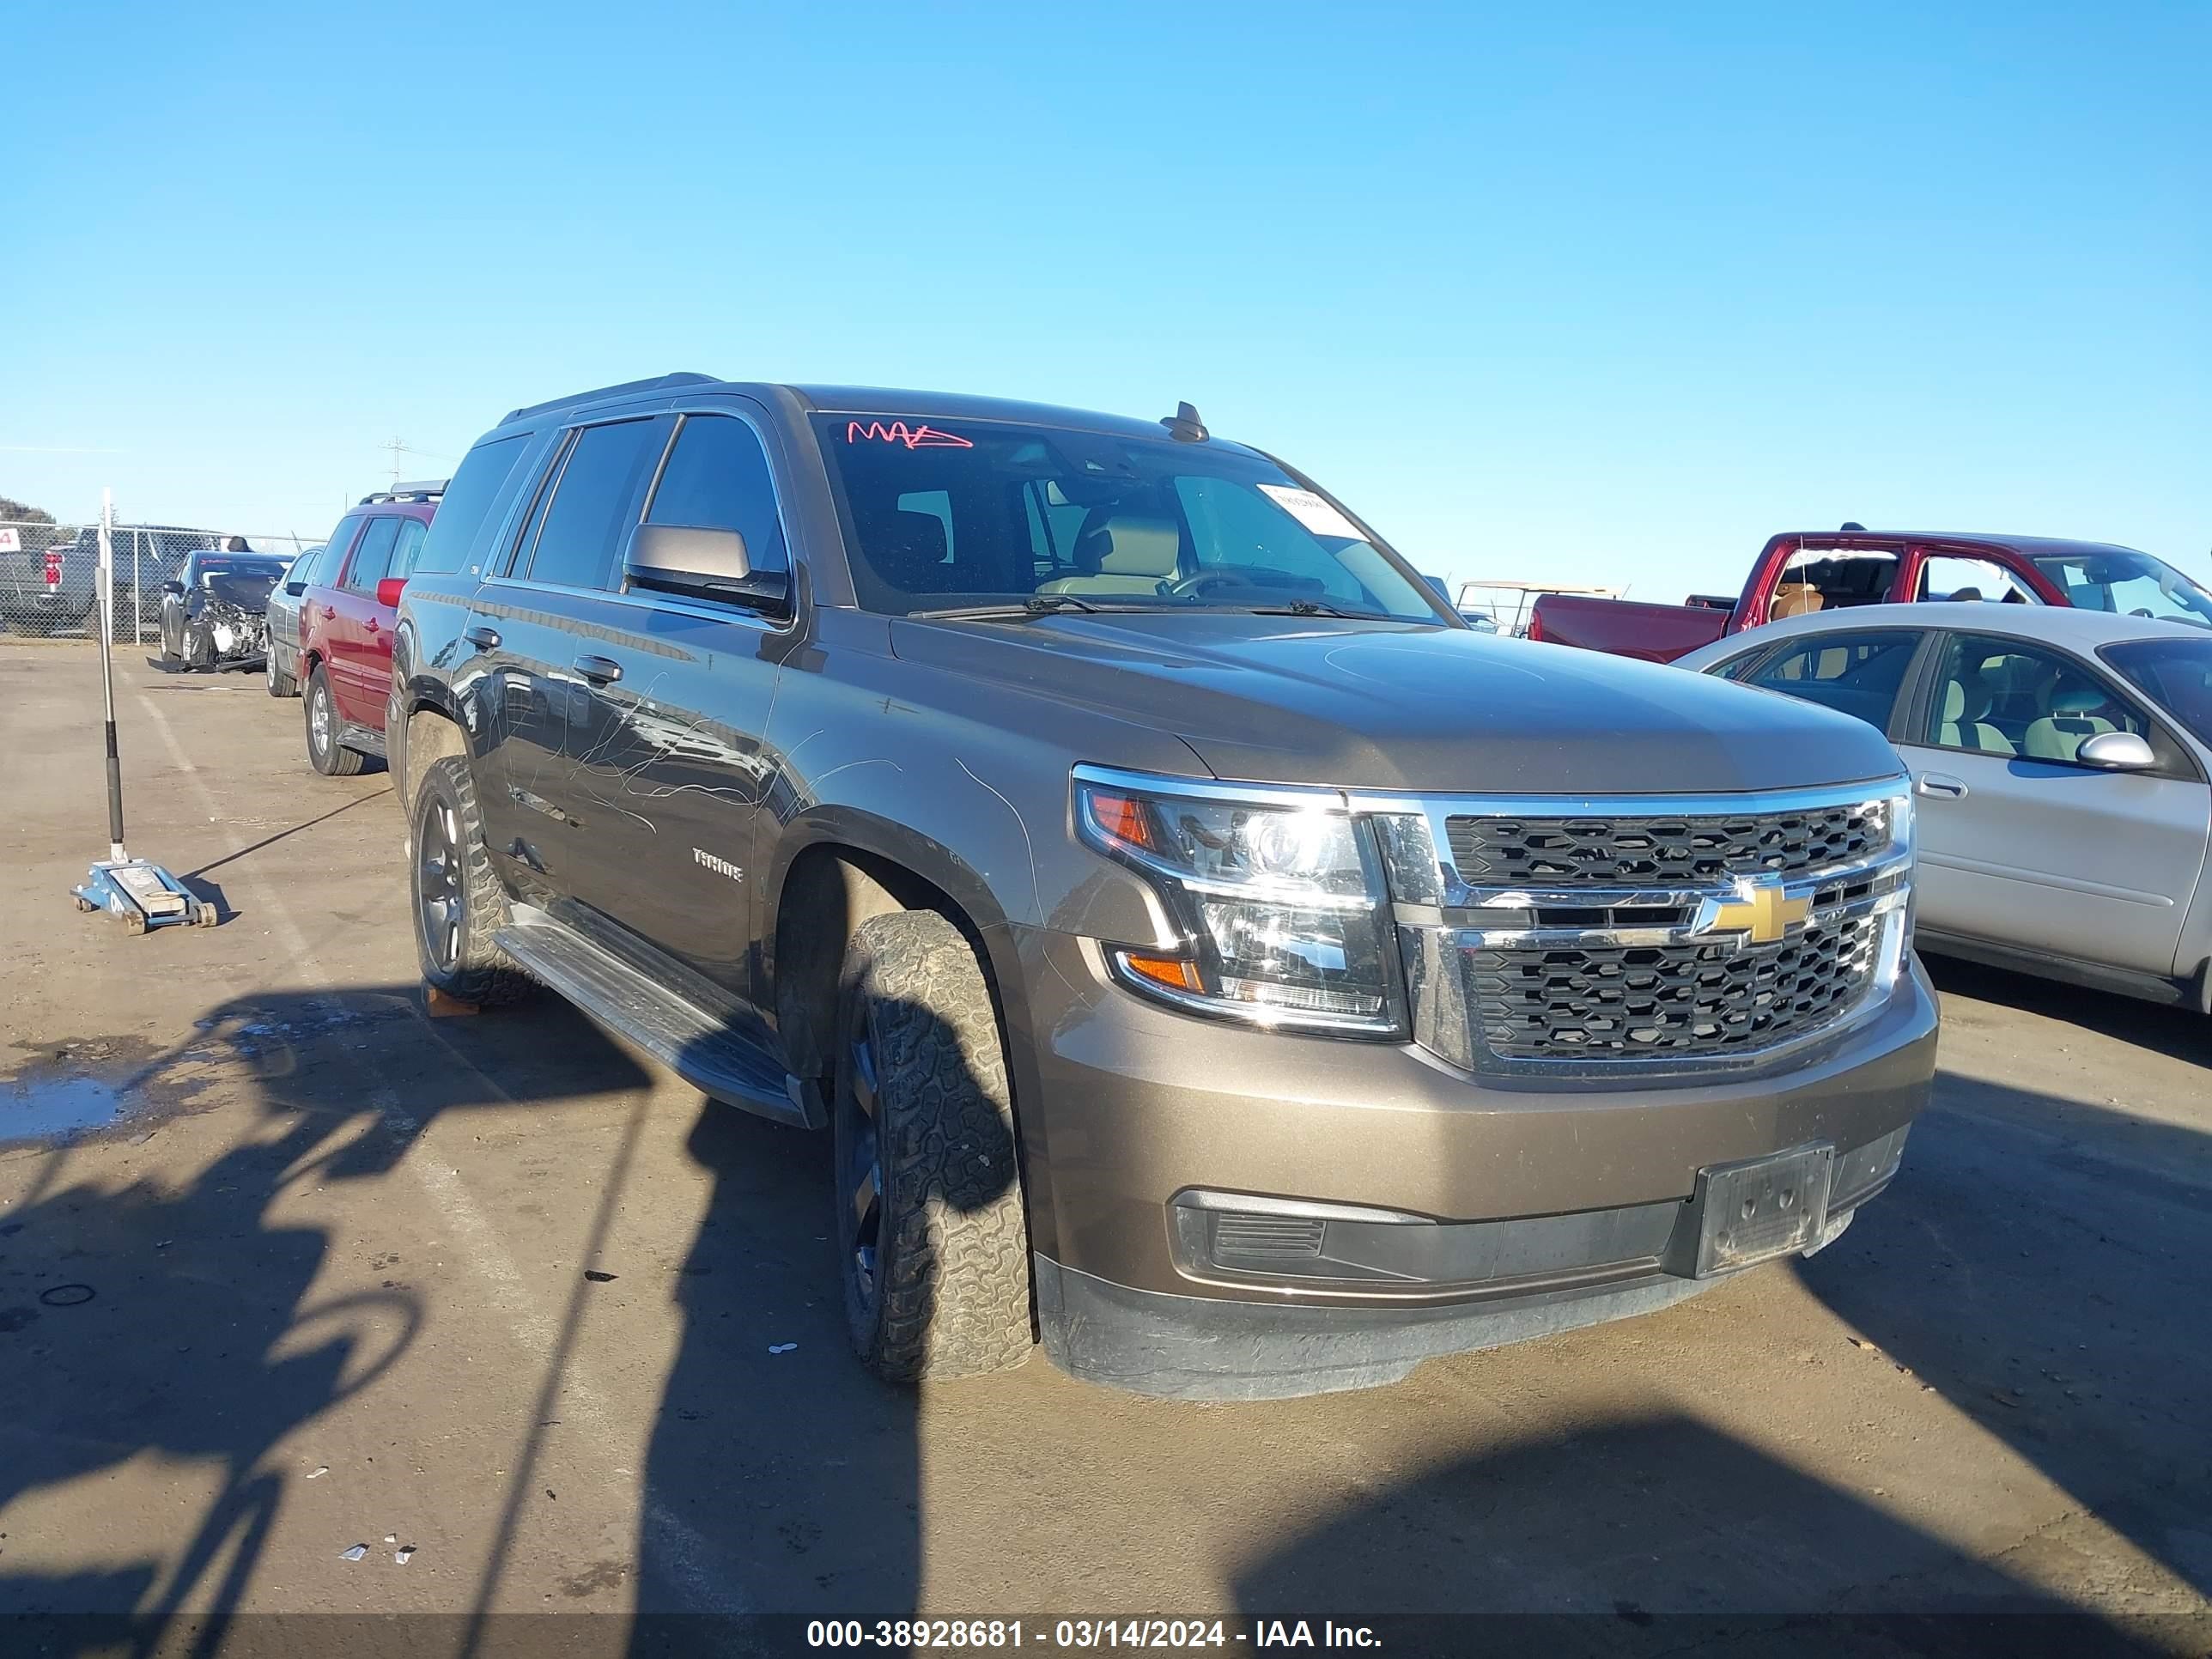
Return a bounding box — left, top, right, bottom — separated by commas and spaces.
305, 665, 365, 776
182, 620, 214, 669
410, 755, 532, 1006
832, 909, 1033, 1382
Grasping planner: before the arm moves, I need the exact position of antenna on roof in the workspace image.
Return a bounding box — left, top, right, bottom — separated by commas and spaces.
1160, 401, 1208, 443
1838, 521, 1866, 532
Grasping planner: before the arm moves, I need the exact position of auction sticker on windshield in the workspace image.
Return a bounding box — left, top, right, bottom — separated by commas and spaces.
1257, 484, 1364, 541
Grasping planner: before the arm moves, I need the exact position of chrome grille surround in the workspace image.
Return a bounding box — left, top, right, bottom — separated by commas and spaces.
1353, 780, 1916, 1082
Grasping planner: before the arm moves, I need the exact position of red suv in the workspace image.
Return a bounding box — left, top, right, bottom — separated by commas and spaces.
299, 483, 441, 775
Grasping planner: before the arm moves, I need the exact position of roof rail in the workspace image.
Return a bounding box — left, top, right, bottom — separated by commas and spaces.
501, 372, 720, 426
359, 479, 450, 505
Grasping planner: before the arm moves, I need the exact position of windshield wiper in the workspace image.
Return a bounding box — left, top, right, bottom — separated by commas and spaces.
1238, 599, 1392, 621
911, 595, 1122, 621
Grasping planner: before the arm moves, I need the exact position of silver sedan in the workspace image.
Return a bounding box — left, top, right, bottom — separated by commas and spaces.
1677, 602, 2212, 1012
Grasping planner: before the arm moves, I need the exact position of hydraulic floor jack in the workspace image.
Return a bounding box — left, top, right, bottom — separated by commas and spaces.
71, 494, 215, 935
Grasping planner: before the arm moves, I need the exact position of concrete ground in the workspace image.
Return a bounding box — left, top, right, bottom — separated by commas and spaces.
1, 640, 2208, 1653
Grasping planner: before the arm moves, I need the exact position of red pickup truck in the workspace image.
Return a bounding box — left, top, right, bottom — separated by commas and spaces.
1530, 530, 2212, 663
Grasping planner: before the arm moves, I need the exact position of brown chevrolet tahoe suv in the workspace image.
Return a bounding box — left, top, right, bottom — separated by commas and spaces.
389, 374, 1937, 1398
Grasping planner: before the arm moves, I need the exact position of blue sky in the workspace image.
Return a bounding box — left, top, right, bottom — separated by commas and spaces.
3, 1, 2206, 601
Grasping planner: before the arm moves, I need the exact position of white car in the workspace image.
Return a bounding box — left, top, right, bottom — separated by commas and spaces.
1678, 602, 2212, 1012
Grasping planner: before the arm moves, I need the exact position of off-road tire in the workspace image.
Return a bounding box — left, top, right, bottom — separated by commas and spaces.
306, 666, 366, 776
832, 909, 1032, 1382
410, 755, 532, 1006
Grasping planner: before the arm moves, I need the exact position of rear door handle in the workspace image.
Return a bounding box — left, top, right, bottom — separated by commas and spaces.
363, 616, 380, 633
1917, 774, 1968, 799
464, 626, 501, 652
573, 654, 623, 685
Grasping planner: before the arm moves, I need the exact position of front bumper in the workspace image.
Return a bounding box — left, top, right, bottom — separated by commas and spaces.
1012, 927, 1937, 1396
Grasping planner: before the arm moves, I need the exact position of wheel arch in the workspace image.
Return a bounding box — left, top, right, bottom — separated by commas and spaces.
768, 812, 1018, 1085
767, 811, 1057, 1257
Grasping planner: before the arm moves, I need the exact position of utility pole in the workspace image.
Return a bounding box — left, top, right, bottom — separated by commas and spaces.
379, 436, 410, 484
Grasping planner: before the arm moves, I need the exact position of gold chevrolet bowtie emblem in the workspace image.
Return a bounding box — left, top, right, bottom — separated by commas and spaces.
1710, 878, 1811, 945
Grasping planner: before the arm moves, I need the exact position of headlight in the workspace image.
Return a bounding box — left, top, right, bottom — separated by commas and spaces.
1074, 769, 1403, 1036
1881, 781, 1916, 983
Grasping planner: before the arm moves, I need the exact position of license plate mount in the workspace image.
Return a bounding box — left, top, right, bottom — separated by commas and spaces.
1687, 1143, 1834, 1278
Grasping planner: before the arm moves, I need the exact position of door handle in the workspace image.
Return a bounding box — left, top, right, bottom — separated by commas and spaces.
464, 626, 501, 652
319, 605, 337, 619
363, 617, 380, 633
1917, 774, 1968, 799
573, 654, 623, 685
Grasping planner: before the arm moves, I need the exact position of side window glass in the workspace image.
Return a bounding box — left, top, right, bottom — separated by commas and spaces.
1923, 634, 2148, 763
643, 414, 789, 577
343, 517, 404, 595
527, 417, 675, 590
504, 438, 570, 579
315, 517, 364, 585
1772, 550, 1899, 616
1745, 631, 1918, 730
392, 519, 428, 578
1917, 556, 2037, 605
415, 434, 532, 577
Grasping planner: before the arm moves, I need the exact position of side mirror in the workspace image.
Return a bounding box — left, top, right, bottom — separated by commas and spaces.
161, 579, 185, 595
284, 580, 307, 597
376, 576, 407, 609
2076, 730, 2156, 771
623, 524, 787, 609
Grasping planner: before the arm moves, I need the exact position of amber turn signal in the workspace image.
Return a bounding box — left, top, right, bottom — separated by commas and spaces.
1088, 791, 1155, 850
1119, 952, 1202, 993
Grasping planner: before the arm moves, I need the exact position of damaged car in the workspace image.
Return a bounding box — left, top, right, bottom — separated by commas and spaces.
159, 545, 289, 670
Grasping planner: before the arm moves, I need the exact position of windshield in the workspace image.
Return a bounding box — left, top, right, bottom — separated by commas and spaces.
2030, 550, 2212, 629
811, 415, 1446, 622
2103, 637, 2212, 748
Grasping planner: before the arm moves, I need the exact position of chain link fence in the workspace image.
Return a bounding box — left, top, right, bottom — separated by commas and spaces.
1, 516, 317, 644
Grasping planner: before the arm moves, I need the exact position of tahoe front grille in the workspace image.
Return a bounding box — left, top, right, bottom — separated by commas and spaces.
1376, 785, 1912, 1079
1444, 801, 1888, 887
1470, 912, 1881, 1060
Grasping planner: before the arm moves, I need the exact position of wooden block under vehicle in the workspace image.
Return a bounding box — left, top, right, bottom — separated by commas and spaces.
422, 985, 479, 1018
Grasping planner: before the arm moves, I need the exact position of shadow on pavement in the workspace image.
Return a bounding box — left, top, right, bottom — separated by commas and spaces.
620, 986, 1023, 1639
0, 982, 651, 1657
1798, 1073, 2212, 1614
1233, 1414, 2182, 1655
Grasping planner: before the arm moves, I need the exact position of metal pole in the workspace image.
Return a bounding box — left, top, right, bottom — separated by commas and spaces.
98, 489, 125, 861
131, 531, 142, 646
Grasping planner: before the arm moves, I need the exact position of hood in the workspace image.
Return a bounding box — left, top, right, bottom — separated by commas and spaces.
199, 572, 278, 611
888, 613, 1904, 794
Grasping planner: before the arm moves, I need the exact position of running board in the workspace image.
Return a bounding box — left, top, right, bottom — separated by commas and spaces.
338, 720, 388, 759
493, 911, 811, 1127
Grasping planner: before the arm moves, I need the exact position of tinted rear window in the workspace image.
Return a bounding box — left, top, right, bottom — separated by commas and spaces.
413, 434, 532, 577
